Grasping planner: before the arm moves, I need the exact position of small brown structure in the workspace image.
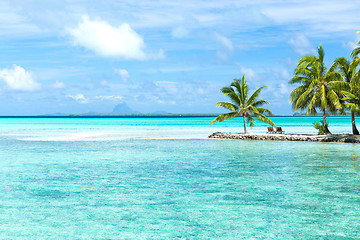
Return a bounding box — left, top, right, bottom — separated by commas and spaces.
267, 127, 275, 134
275, 127, 285, 134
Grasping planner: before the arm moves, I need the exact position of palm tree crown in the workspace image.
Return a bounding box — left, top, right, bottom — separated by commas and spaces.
335, 57, 360, 134
210, 75, 275, 134
289, 45, 344, 134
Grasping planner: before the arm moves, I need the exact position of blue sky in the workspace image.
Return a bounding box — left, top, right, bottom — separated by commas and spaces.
0, 0, 359, 115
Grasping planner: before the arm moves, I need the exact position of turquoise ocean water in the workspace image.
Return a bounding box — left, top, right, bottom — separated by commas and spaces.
0, 116, 360, 239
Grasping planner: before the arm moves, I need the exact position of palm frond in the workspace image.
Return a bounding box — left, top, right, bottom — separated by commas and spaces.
251, 100, 269, 108
349, 57, 360, 75
246, 114, 255, 127
318, 45, 324, 63
289, 76, 308, 84
247, 86, 266, 105
329, 80, 349, 91
215, 102, 238, 111
344, 102, 360, 113
351, 47, 360, 59
306, 89, 320, 115
255, 108, 273, 116
327, 88, 342, 110
220, 87, 241, 106
341, 90, 357, 100
294, 81, 317, 110
327, 59, 341, 75
210, 112, 240, 125
231, 77, 247, 105
254, 112, 275, 127
290, 84, 309, 104
334, 57, 349, 75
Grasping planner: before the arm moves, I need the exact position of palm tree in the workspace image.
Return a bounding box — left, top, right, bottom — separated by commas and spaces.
351, 30, 360, 58
335, 57, 360, 134
210, 75, 275, 134
289, 45, 344, 135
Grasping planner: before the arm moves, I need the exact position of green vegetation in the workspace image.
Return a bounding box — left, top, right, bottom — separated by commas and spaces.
210, 75, 275, 134
351, 30, 360, 58
289, 45, 344, 135
313, 120, 329, 135
211, 31, 360, 135
334, 57, 360, 135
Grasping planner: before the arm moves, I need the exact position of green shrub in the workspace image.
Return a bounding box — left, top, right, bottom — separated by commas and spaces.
313, 120, 329, 135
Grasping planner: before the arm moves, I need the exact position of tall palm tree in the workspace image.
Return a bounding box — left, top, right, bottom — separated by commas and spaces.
289, 45, 344, 135
335, 57, 360, 134
210, 75, 275, 134
351, 30, 360, 58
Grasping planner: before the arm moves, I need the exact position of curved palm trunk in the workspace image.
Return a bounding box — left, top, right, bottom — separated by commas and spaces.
243, 114, 248, 134
322, 111, 331, 135
351, 111, 359, 135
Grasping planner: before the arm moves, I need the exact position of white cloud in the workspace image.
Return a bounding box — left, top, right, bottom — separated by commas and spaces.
171, 26, 189, 38
343, 33, 360, 51
67, 94, 123, 103
214, 33, 233, 63
66, 93, 89, 104
0, 2, 41, 36
0, 65, 41, 91
266, 81, 291, 99
214, 33, 233, 51
239, 66, 256, 80
289, 33, 316, 55
144, 66, 202, 74
100, 80, 109, 86
155, 81, 178, 94
279, 83, 290, 95
215, 51, 231, 62
281, 68, 291, 80
114, 68, 130, 82
94, 95, 124, 101
262, 1, 360, 36
52, 80, 66, 89
67, 15, 147, 60
342, 41, 357, 51
151, 49, 166, 60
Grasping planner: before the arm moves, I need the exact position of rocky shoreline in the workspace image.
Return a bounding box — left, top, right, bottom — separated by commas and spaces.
209, 132, 360, 143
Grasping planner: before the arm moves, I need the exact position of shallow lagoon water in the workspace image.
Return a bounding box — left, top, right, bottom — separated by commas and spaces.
0, 117, 360, 238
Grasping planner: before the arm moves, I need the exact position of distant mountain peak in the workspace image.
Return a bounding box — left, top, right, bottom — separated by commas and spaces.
111, 102, 141, 115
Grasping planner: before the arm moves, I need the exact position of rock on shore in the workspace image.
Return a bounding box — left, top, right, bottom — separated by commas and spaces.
209, 132, 360, 143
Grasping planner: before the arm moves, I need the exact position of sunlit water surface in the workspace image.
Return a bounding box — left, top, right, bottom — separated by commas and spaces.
0, 117, 359, 239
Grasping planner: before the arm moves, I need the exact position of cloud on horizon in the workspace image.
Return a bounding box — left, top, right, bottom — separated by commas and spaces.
94, 95, 124, 101
0, 65, 41, 91
66, 93, 89, 104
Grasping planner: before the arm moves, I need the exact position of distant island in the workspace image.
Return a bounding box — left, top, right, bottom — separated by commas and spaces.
0, 101, 353, 118
0, 102, 221, 118
69, 102, 220, 117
